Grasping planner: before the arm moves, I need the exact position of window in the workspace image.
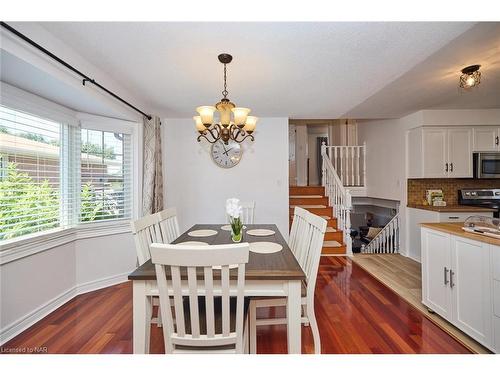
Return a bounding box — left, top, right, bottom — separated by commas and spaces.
80, 129, 132, 222
0, 103, 134, 243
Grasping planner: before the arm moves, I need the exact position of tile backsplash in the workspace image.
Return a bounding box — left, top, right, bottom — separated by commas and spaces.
407, 179, 500, 206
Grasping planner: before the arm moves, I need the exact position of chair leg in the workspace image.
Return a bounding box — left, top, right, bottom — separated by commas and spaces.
249, 300, 257, 354
244, 313, 250, 354
306, 305, 321, 354
157, 305, 163, 327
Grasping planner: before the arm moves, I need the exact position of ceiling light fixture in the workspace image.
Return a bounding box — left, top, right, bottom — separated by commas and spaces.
459, 64, 481, 90
194, 53, 257, 144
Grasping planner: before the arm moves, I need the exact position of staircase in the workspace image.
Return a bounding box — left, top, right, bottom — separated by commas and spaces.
289, 186, 347, 255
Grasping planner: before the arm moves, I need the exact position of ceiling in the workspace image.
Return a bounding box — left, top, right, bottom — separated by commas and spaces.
2, 22, 498, 120
346, 22, 500, 118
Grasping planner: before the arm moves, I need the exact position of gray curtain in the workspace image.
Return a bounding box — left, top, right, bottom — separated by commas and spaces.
142, 115, 164, 215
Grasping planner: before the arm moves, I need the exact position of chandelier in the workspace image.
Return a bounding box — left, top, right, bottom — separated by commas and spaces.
459, 64, 481, 90
194, 53, 258, 144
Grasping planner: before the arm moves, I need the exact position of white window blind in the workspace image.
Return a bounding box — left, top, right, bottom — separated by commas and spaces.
0, 105, 63, 240
80, 129, 132, 222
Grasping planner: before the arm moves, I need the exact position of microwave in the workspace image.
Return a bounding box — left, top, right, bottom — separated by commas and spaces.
473, 152, 500, 179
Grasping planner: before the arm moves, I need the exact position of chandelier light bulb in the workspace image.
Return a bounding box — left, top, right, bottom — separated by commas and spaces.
232, 107, 251, 127
466, 76, 476, 87
196, 106, 216, 126
244, 116, 258, 133
193, 116, 205, 132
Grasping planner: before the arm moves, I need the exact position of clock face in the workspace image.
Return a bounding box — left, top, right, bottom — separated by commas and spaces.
211, 140, 242, 168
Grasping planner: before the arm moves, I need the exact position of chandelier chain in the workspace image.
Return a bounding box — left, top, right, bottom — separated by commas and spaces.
222, 63, 228, 99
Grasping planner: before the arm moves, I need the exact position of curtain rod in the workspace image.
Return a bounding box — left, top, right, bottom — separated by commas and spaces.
0, 22, 152, 121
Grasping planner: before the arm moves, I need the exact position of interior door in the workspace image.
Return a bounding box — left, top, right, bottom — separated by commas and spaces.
422, 129, 447, 178
448, 128, 473, 178
421, 229, 452, 319
450, 237, 492, 346
473, 127, 498, 152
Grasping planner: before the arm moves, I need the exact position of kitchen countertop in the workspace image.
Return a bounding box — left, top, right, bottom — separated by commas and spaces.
421, 222, 500, 246
407, 204, 497, 213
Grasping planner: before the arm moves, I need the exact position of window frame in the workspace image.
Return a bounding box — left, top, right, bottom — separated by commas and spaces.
0, 84, 141, 262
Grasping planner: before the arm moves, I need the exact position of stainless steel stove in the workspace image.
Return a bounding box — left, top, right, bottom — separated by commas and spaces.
458, 188, 500, 218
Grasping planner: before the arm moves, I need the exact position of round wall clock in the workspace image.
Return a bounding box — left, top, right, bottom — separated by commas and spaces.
210, 139, 242, 168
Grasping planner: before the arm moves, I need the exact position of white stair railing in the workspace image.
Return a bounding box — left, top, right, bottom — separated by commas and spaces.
324, 143, 366, 187
362, 213, 400, 254
321, 143, 353, 256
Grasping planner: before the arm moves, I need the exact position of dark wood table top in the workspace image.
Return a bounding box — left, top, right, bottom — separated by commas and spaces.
128, 224, 305, 281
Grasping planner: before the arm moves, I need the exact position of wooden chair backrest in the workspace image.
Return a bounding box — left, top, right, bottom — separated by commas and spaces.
289, 207, 327, 295
130, 213, 162, 265
157, 207, 180, 244
150, 242, 250, 353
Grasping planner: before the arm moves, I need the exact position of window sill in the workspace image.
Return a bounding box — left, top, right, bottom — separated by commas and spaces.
0, 220, 131, 265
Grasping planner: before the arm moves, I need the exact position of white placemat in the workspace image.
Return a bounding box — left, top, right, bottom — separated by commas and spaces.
220, 224, 247, 231
188, 229, 218, 237
246, 229, 275, 237
177, 241, 209, 246
249, 242, 283, 254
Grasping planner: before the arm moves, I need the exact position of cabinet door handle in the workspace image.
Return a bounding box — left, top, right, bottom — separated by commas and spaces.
448, 216, 459, 219
444, 267, 449, 285
445, 163, 449, 172
450, 162, 453, 172
496, 136, 499, 146
449, 269, 454, 288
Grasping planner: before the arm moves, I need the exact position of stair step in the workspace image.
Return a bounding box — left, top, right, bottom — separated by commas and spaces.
290, 207, 332, 217
289, 197, 329, 206
325, 230, 343, 241
289, 186, 325, 196
289, 195, 323, 199
322, 245, 347, 255
327, 218, 337, 228
323, 240, 342, 247
326, 227, 337, 232
289, 205, 326, 208
322, 240, 346, 255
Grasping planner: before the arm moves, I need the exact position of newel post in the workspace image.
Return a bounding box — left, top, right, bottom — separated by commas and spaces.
321, 142, 326, 187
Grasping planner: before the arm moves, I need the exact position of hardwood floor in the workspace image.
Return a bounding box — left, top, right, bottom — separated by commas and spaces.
352, 254, 491, 354
1, 257, 471, 354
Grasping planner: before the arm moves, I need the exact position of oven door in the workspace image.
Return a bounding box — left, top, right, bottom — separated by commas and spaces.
474, 152, 500, 178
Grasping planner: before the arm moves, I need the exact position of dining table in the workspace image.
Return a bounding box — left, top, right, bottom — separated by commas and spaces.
128, 223, 306, 354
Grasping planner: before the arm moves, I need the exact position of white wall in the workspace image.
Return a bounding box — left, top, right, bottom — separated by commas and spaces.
0, 231, 136, 344
163, 118, 290, 237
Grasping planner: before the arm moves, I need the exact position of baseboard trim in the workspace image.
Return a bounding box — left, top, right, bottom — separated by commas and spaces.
0, 271, 130, 346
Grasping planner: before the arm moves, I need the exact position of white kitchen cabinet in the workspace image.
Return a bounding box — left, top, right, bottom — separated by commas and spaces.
408, 207, 493, 262
421, 229, 452, 319
450, 236, 492, 345
448, 128, 473, 177
473, 127, 499, 152
421, 227, 498, 352
407, 127, 472, 178
422, 128, 447, 178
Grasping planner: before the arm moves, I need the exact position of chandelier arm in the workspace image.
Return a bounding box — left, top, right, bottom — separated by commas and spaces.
231, 126, 246, 142
237, 134, 255, 143
197, 133, 218, 143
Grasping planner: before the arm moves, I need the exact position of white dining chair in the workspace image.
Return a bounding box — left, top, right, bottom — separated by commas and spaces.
158, 207, 180, 244
130, 213, 162, 266
241, 201, 256, 225
150, 242, 250, 354
226, 201, 255, 225
248, 207, 326, 354
130, 213, 163, 328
